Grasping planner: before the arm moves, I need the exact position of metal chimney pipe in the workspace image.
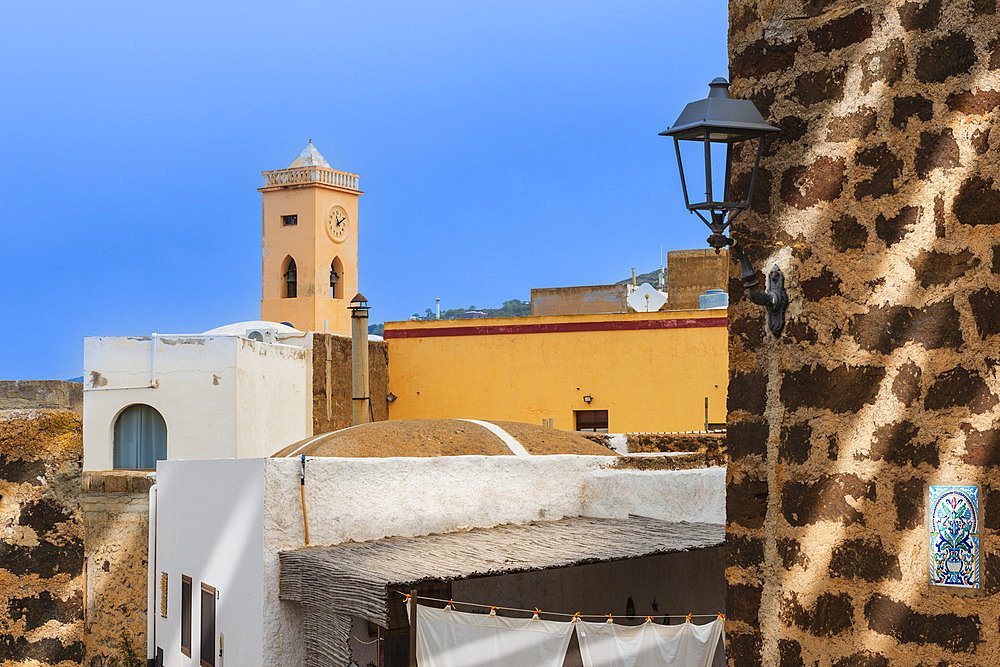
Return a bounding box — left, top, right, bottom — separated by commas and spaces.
349, 294, 371, 426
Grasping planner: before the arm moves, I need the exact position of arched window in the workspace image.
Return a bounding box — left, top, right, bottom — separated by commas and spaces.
283, 257, 297, 298
330, 257, 344, 299
113, 404, 167, 469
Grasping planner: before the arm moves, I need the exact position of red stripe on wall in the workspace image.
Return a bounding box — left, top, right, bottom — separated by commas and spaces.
383, 317, 728, 339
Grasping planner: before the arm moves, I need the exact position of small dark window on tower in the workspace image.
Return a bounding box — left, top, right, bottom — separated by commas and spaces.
283, 257, 297, 298
575, 410, 609, 433
281, 214, 298, 226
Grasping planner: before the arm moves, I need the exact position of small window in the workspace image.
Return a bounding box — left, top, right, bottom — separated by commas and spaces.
181, 575, 192, 657
200, 583, 217, 667
575, 410, 609, 433
281, 214, 298, 226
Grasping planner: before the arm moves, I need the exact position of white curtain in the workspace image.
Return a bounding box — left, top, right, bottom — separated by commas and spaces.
416, 605, 575, 667
575, 618, 724, 667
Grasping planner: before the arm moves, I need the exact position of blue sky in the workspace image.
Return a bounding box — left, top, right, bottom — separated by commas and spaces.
0, 1, 727, 379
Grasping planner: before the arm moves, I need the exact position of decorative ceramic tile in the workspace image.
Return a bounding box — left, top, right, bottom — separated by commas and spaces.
929, 485, 980, 589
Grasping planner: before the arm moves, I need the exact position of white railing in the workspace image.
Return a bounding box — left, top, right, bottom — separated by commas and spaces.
262, 167, 360, 191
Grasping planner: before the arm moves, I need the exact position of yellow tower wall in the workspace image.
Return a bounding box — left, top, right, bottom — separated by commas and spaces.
384, 309, 727, 432
260, 178, 360, 334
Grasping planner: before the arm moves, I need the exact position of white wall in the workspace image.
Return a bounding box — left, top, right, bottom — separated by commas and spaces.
154, 455, 725, 666
83, 335, 310, 470
154, 458, 265, 667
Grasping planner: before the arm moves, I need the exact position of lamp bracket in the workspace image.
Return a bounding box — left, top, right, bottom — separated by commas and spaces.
726, 239, 788, 337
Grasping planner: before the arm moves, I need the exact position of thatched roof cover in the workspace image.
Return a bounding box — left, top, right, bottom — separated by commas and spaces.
279, 516, 723, 627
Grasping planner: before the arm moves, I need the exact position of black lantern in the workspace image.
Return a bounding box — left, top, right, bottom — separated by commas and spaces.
660, 77, 788, 337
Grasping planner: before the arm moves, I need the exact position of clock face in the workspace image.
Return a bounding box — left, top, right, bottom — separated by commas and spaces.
327, 207, 349, 242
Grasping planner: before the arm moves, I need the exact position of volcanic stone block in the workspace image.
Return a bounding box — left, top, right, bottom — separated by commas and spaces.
849, 301, 961, 354
969, 288, 1000, 338
898, 0, 941, 31
916, 129, 960, 176
856, 145, 903, 202
800, 269, 842, 301
728, 583, 763, 628
894, 477, 926, 530
729, 478, 768, 530
911, 250, 978, 287
960, 424, 1000, 466
729, 418, 768, 459
778, 639, 804, 667
831, 215, 868, 251
779, 421, 812, 464
780, 365, 885, 413
915, 32, 976, 83
890, 95, 933, 128
726, 631, 763, 667
947, 89, 1000, 114
926, 367, 999, 413
727, 532, 765, 569
781, 591, 855, 636
892, 361, 922, 408
875, 206, 918, 245
864, 594, 981, 651
729, 371, 768, 414
860, 39, 906, 93
781, 157, 846, 209
829, 538, 902, 582
808, 9, 872, 52
954, 178, 1000, 227
794, 66, 847, 106
777, 538, 809, 569
868, 420, 938, 467
731, 38, 800, 80
782, 473, 874, 527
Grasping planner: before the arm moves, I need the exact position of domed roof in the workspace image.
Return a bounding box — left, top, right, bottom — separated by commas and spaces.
272, 419, 616, 458
202, 321, 303, 335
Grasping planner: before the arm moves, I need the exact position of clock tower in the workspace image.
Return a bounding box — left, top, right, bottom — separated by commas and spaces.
259, 142, 361, 335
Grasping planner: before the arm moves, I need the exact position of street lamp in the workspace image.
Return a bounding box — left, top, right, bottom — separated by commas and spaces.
660, 77, 789, 337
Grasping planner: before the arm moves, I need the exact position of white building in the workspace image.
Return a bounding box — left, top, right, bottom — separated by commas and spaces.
83, 321, 313, 470
150, 420, 727, 667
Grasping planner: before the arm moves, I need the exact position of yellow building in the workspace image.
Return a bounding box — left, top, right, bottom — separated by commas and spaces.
384, 309, 727, 433
259, 142, 361, 335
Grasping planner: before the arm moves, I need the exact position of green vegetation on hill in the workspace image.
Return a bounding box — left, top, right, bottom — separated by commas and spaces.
368, 299, 531, 336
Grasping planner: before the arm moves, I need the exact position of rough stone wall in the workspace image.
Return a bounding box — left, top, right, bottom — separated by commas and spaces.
0, 382, 82, 414
80, 472, 153, 667
667, 249, 730, 309
583, 432, 728, 466
312, 335, 389, 434
0, 408, 84, 666
727, 0, 1000, 663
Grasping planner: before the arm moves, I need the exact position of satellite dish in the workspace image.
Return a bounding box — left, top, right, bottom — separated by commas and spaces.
626, 283, 668, 313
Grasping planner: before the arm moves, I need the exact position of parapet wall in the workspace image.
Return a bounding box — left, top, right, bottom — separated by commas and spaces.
727, 1, 1000, 664
0, 408, 84, 666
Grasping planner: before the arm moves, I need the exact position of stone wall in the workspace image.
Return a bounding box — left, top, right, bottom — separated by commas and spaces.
312, 334, 389, 434
0, 382, 82, 414
727, 0, 1000, 663
80, 472, 153, 667
584, 431, 728, 466
0, 407, 84, 666
667, 249, 729, 309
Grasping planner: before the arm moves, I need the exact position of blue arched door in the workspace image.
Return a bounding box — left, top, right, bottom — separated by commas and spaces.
113, 404, 167, 469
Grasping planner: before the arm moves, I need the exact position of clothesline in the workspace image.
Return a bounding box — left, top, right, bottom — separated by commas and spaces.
390, 589, 723, 620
